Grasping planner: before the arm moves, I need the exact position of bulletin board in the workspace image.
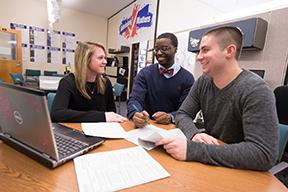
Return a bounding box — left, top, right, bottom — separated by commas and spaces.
10, 23, 77, 67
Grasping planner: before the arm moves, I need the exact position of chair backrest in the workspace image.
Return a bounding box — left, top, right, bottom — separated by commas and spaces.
278, 124, 288, 162
9, 73, 25, 85
274, 86, 288, 125
113, 83, 125, 97
47, 92, 56, 112
25, 69, 41, 77
44, 70, 58, 76
249, 69, 265, 78
52, 74, 65, 77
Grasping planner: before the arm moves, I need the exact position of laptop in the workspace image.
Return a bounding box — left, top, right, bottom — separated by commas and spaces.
0, 83, 104, 168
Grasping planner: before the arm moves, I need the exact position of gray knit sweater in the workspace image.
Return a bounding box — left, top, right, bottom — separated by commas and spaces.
176, 70, 279, 171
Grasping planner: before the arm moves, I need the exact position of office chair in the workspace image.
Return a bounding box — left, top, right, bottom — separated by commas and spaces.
249, 69, 265, 78
278, 124, 288, 162
25, 69, 41, 82
52, 74, 66, 77
47, 92, 56, 113
9, 73, 25, 86
269, 124, 288, 187
274, 86, 288, 125
113, 83, 125, 114
44, 70, 58, 76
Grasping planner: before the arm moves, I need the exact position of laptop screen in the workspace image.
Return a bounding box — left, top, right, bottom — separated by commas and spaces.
0, 83, 58, 159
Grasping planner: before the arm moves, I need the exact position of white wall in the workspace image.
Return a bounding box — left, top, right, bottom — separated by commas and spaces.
157, 0, 288, 89
0, 0, 107, 74
157, 0, 288, 35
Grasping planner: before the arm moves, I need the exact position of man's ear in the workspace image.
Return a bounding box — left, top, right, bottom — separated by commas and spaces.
225, 44, 237, 59
173, 47, 178, 54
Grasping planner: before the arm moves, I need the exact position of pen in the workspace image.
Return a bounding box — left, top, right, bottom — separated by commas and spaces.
132, 104, 150, 125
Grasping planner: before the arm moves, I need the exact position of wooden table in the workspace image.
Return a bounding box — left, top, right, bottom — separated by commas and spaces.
0, 121, 286, 192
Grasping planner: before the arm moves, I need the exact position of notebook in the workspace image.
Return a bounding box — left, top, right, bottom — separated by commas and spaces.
0, 83, 104, 168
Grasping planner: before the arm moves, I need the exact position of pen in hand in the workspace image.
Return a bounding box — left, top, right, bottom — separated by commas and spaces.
132, 104, 150, 125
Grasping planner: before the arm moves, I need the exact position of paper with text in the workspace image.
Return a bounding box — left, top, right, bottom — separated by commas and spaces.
74, 146, 170, 192
125, 124, 186, 150
82, 122, 127, 138
138, 128, 186, 150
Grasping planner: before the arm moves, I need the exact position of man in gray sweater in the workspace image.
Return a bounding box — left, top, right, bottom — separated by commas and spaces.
156, 26, 278, 171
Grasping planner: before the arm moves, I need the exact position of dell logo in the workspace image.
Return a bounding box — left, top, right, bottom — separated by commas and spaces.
13, 111, 23, 125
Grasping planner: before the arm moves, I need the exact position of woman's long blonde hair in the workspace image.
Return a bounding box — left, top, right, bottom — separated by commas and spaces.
74, 41, 107, 100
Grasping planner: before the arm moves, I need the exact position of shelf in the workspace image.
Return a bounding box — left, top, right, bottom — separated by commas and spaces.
108, 46, 130, 54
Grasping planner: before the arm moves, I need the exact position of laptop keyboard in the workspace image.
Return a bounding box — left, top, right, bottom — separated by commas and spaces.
54, 133, 88, 157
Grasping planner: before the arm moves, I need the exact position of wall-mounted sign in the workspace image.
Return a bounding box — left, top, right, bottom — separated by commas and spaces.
119, 3, 153, 39
114, 0, 157, 46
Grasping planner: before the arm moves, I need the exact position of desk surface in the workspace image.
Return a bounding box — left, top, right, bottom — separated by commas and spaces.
39, 75, 62, 91
0, 121, 286, 192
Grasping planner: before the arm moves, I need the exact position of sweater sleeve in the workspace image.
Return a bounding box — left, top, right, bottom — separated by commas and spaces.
50, 77, 106, 123
185, 85, 279, 171
127, 70, 148, 119
175, 77, 201, 138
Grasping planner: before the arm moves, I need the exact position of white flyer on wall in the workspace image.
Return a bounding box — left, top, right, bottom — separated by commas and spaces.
47, 30, 61, 48
47, 47, 61, 64
10, 23, 29, 44
62, 48, 75, 65
22, 43, 29, 63
29, 26, 46, 46
30, 45, 46, 63
62, 32, 76, 50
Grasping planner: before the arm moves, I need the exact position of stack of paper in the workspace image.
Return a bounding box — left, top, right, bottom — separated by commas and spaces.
74, 146, 170, 192
81, 122, 127, 138
125, 124, 187, 150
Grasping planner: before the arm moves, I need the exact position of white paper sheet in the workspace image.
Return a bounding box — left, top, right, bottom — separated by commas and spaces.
138, 128, 187, 150
74, 146, 170, 192
30, 45, 46, 63
10, 23, 29, 44
125, 124, 186, 150
47, 47, 61, 64
47, 30, 61, 48
62, 48, 75, 65
22, 44, 29, 63
62, 32, 76, 49
82, 122, 128, 138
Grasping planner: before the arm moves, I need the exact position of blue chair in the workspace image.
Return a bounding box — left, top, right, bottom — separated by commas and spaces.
269, 124, 288, 174
113, 83, 125, 113
44, 70, 58, 76
25, 69, 41, 82
0, 79, 3, 83
52, 74, 66, 77
278, 124, 288, 162
9, 73, 25, 86
47, 92, 56, 112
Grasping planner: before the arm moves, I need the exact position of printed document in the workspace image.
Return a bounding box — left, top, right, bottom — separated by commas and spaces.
74, 146, 170, 192
125, 124, 186, 150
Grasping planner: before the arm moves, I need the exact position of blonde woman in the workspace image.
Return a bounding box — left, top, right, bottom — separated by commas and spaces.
51, 41, 127, 123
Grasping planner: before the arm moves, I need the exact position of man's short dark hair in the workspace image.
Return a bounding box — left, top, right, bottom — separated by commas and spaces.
204, 26, 243, 59
157, 32, 178, 47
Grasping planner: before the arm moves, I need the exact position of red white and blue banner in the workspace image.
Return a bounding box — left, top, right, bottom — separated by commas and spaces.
112, 0, 157, 46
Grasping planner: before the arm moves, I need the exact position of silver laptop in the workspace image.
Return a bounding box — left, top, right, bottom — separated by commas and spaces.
0, 83, 104, 168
